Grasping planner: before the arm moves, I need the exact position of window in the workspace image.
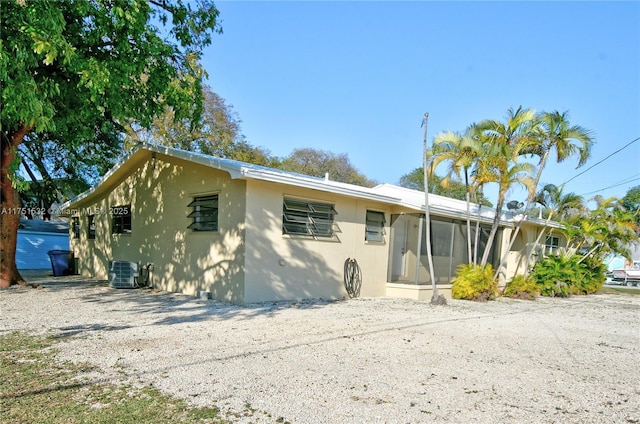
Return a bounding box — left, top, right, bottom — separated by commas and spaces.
87, 215, 96, 240
365, 210, 386, 242
430, 220, 453, 257
71, 217, 80, 239
111, 205, 132, 234
545, 236, 560, 255
188, 195, 218, 232
283, 198, 337, 237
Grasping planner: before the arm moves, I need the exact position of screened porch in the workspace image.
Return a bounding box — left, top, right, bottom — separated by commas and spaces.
386, 213, 501, 296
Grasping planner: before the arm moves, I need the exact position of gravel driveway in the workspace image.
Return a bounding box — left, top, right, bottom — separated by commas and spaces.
1, 273, 639, 423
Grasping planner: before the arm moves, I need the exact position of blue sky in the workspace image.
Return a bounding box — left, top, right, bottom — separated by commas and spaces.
202, 1, 640, 205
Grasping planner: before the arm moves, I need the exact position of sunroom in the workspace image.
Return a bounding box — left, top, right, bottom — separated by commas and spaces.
386, 213, 502, 299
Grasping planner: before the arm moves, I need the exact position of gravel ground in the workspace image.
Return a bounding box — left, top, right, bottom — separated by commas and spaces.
1, 273, 639, 423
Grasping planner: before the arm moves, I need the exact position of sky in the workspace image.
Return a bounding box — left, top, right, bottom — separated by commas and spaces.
201, 1, 640, 206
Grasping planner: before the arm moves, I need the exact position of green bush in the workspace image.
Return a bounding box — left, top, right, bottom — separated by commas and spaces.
451, 264, 498, 301
572, 255, 606, 295
503, 275, 539, 300
529, 253, 606, 297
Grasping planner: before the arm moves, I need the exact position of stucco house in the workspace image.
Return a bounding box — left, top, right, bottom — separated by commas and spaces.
62, 144, 563, 304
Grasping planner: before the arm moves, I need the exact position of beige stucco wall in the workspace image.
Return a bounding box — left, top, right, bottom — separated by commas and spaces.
66, 149, 561, 304
502, 222, 567, 282
242, 180, 392, 303
69, 153, 247, 303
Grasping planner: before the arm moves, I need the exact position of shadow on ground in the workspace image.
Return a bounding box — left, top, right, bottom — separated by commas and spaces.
16, 270, 336, 330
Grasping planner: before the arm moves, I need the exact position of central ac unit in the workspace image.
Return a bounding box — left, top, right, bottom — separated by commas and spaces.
109, 260, 139, 288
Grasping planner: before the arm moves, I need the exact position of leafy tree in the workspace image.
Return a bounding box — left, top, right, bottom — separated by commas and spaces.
275, 148, 376, 187
622, 185, 640, 230
1, 0, 221, 286
127, 85, 273, 166
18, 125, 122, 219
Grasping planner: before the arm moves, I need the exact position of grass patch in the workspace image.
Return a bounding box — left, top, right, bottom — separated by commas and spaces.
0, 331, 228, 424
599, 286, 640, 296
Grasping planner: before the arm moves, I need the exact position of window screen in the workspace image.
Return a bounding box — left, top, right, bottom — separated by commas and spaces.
87, 215, 96, 240
188, 195, 218, 232
283, 198, 337, 237
72, 217, 80, 239
111, 205, 132, 234
365, 210, 386, 242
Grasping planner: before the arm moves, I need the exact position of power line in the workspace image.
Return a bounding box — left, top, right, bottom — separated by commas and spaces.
561, 136, 640, 186
580, 176, 640, 196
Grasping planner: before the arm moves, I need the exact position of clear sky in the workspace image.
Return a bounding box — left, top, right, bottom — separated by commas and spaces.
202, 1, 640, 205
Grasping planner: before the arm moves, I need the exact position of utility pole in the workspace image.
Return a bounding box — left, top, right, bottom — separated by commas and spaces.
422, 112, 440, 303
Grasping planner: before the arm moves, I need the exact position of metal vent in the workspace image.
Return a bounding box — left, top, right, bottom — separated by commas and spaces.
109, 261, 139, 288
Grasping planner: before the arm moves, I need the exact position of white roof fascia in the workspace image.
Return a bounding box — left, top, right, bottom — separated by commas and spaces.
238, 167, 402, 204
372, 183, 522, 227
60, 145, 144, 211
60, 145, 564, 230
148, 144, 402, 204
62, 144, 402, 209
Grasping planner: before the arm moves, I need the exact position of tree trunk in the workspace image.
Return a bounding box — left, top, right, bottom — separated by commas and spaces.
480, 198, 504, 268
422, 113, 439, 302
463, 169, 472, 265
524, 209, 556, 270
1, 125, 30, 287
493, 151, 550, 280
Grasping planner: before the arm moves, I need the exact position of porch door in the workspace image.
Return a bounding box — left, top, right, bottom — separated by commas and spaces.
391, 217, 408, 279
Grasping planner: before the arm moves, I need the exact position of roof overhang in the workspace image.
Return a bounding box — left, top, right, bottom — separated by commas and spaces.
60, 144, 562, 230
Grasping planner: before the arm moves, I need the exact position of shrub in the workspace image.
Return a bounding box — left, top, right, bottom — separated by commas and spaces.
572, 255, 606, 295
503, 275, 539, 300
529, 252, 606, 297
530, 254, 575, 297
451, 264, 498, 301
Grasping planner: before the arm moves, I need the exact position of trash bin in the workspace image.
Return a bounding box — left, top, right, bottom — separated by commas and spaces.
48, 250, 74, 276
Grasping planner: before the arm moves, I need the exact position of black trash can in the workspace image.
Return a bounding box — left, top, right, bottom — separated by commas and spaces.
48, 250, 74, 276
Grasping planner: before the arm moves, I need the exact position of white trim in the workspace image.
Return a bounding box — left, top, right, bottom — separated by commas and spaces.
60, 144, 563, 231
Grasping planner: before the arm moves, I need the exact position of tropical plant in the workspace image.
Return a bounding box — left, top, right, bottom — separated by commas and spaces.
451, 263, 499, 301
430, 126, 483, 266
525, 183, 585, 267
529, 249, 605, 296
496, 110, 593, 278
529, 251, 573, 297
476, 142, 536, 267
502, 275, 539, 300
472, 107, 538, 268
563, 195, 639, 262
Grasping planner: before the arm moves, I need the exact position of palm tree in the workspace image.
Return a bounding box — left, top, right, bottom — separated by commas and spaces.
474, 107, 538, 268
494, 109, 593, 278
565, 196, 639, 262
526, 183, 585, 268
430, 125, 483, 264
